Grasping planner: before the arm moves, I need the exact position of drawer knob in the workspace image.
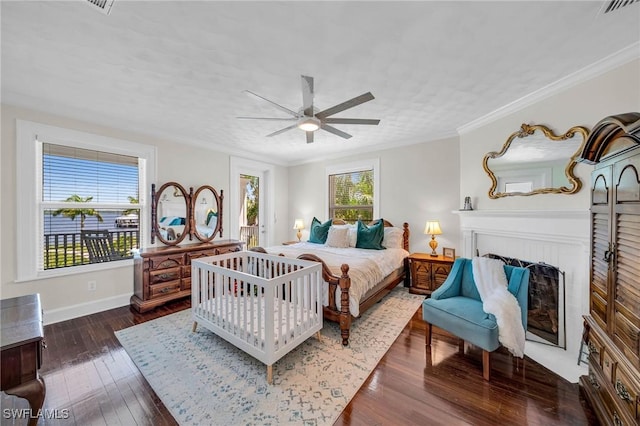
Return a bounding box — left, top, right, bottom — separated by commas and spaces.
615, 379, 631, 402
160, 287, 170, 294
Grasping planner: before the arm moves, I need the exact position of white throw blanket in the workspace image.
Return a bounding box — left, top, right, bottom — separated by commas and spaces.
472, 257, 525, 358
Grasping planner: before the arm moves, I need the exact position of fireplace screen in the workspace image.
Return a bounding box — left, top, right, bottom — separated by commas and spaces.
485, 253, 566, 349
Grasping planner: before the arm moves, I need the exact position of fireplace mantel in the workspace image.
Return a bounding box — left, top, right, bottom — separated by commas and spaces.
453, 209, 588, 218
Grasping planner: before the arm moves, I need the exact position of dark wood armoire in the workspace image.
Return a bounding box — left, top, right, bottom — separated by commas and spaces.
578, 112, 640, 425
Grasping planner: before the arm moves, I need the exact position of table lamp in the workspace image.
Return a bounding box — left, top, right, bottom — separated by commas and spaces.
424, 220, 442, 257
293, 219, 304, 242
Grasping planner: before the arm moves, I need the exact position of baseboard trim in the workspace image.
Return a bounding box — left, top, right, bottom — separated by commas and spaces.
43, 293, 131, 325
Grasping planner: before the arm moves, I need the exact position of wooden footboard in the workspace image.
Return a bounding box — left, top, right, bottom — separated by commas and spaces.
297, 254, 352, 346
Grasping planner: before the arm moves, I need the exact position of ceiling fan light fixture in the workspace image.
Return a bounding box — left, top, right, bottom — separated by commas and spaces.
298, 117, 320, 132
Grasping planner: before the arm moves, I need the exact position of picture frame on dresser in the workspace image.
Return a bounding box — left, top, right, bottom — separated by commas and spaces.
442, 247, 455, 259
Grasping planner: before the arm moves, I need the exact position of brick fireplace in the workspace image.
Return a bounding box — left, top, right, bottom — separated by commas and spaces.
455, 209, 589, 382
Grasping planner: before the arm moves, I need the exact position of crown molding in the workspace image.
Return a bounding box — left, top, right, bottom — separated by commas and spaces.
457, 42, 640, 135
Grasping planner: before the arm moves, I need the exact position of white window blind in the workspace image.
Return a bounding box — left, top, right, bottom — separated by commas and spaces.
41, 143, 142, 270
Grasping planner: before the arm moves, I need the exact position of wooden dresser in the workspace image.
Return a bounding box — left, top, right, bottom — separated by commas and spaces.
131, 240, 243, 312
408, 253, 454, 296
578, 113, 640, 426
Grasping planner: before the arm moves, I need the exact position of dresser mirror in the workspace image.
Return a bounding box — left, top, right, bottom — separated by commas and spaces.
152, 182, 190, 245
482, 123, 589, 199
151, 182, 224, 245
192, 185, 223, 242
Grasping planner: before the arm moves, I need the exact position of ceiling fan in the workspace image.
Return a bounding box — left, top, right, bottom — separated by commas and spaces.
238, 75, 380, 143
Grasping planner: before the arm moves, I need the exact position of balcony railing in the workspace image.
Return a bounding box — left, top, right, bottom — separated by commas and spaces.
44, 229, 139, 269
239, 225, 259, 249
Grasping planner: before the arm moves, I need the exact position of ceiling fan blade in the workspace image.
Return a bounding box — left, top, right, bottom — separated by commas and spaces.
301, 75, 314, 117
266, 123, 299, 137
320, 124, 352, 139
244, 90, 300, 117
237, 116, 297, 121
315, 92, 375, 119
323, 118, 380, 125
306, 131, 314, 144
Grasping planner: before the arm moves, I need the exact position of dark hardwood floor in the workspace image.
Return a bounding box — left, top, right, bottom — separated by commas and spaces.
1, 296, 597, 425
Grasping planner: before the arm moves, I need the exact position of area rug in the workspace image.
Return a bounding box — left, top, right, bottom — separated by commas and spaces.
115, 286, 424, 425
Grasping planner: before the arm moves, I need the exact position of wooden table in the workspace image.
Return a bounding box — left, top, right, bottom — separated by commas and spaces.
1, 294, 46, 426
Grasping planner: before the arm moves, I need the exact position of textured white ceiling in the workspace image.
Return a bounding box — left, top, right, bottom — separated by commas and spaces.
2, 1, 639, 165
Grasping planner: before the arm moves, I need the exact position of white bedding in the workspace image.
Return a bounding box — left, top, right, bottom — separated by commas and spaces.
263, 242, 409, 316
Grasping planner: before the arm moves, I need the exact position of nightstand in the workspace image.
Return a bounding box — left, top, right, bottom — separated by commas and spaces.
408, 253, 454, 296
282, 241, 300, 245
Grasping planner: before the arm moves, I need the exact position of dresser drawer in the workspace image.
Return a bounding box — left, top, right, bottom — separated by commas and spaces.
216, 245, 242, 255
149, 281, 181, 299
614, 363, 640, 420
149, 255, 184, 271
150, 267, 181, 284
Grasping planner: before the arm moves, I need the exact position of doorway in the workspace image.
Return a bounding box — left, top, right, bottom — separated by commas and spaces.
229, 157, 274, 250
239, 174, 261, 248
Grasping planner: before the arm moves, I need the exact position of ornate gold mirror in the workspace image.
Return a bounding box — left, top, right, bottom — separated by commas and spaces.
151, 182, 190, 245
192, 185, 223, 242
483, 123, 589, 199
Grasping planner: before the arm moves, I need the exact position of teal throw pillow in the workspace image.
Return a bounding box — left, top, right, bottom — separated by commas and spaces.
206, 210, 217, 226
308, 217, 332, 244
356, 219, 386, 250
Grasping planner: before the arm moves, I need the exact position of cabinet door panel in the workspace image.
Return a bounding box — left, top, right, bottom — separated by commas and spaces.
411, 261, 432, 291
591, 292, 608, 328
613, 310, 640, 362
591, 212, 610, 297
432, 264, 452, 286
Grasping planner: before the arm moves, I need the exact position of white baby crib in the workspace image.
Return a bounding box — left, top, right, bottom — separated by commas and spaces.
191, 251, 323, 384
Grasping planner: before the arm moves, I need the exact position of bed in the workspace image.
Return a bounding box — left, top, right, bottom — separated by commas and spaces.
191, 251, 323, 384
252, 219, 410, 346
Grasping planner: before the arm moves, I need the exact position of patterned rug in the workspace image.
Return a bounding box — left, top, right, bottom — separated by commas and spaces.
115, 287, 424, 425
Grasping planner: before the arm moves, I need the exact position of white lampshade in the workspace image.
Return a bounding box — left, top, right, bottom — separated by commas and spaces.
293, 219, 304, 230
424, 220, 442, 235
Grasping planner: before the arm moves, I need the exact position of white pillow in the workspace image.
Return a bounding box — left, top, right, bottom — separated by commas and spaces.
347, 226, 357, 247
325, 226, 350, 248
382, 227, 404, 249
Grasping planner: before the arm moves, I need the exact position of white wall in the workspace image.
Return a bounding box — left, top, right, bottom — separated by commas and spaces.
287, 137, 461, 254
0, 104, 288, 323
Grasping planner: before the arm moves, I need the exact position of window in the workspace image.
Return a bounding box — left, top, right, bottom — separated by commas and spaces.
326, 159, 379, 223
17, 120, 156, 280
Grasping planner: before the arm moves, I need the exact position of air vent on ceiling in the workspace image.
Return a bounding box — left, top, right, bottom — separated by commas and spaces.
601, 0, 638, 14
85, 0, 114, 15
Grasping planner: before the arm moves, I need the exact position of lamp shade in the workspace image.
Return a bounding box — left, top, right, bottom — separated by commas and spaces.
293, 219, 305, 230
424, 220, 442, 235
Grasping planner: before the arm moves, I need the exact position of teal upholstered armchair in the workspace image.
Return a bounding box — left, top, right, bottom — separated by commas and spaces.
422, 257, 529, 380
